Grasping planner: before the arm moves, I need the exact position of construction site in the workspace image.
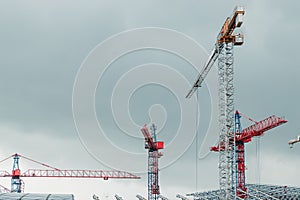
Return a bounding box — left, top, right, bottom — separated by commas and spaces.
1, 1, 299, 200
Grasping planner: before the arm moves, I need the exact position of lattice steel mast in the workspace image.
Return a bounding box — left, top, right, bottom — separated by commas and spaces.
211, 111, 287, 198
186, 6, 245, 199
141, 124, 164, 200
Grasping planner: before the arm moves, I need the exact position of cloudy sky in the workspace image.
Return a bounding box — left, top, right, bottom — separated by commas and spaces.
0, 0, 300, 199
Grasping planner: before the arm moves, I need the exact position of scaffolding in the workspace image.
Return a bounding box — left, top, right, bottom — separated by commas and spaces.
186, 184, 300, 200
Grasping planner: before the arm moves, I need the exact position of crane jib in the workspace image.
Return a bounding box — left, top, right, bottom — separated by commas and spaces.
186, 47, 219, 98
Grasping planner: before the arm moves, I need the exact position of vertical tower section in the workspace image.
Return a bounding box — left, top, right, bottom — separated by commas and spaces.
148, 150, 160, 200
185, 6, 245, 199
216, 6, 244, 199
11, 154, 22, 193
234, 111, 247, 198
141, 124, 164, 200
217, 42, 236, 199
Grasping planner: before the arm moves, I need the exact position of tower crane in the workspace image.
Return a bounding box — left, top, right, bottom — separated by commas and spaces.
136, 194, 147, 200
0, 153, 140, 193
186, 6, 245, 199
288, 135, 300, 148
141, 124, 164, 200
211, 110, 287, 198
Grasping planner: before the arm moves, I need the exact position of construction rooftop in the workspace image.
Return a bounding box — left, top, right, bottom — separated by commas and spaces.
185, 184, 300, 200
0, 193, 74, 200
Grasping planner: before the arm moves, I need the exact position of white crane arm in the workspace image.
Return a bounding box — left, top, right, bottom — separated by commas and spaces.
186, 47, 219, 98
288, 135, 300, 148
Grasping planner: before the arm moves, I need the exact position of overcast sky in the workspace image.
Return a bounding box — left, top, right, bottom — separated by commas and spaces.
0, 1, 300, 199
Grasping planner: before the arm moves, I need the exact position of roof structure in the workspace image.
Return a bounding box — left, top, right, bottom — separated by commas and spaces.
186, 184, 300, 199
0, 193, 74, 200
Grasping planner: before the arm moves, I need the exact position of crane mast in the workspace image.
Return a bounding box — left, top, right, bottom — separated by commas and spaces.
217, 7, 244, 199
186, 6, 245, 199
141, 124, 164, 200
211, 110, 287, 198
11, 154, 22, 193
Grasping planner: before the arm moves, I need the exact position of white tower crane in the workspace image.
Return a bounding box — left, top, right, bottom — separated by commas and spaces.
288, 135, 300, 148
186, 6, 245, 199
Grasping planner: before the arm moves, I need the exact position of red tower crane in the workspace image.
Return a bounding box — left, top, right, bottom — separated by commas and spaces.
210, 110, 287, 198
0, 153, 140, 193
141, 124, 164, 200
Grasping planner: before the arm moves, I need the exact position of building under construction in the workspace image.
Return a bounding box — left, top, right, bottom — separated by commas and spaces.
186, 184, 300, 200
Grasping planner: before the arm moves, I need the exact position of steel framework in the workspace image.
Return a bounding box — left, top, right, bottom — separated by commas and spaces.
217, 41, 236, 199
20, 169, 138, 179
186, 6, 245, 199
141, 124, 164, 200
211, 111, 287, 198
11, 154, 22, 192
0, 153, 140, 193
187, 184, 300, 199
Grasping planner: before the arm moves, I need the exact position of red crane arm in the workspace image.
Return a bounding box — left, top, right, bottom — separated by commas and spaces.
0, 169, 140, 180
236, 115, 287, 143
141, 125, 156, 150
211, 115, 287, 151
0, 171, 10, 177
3, 169, 140, 180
